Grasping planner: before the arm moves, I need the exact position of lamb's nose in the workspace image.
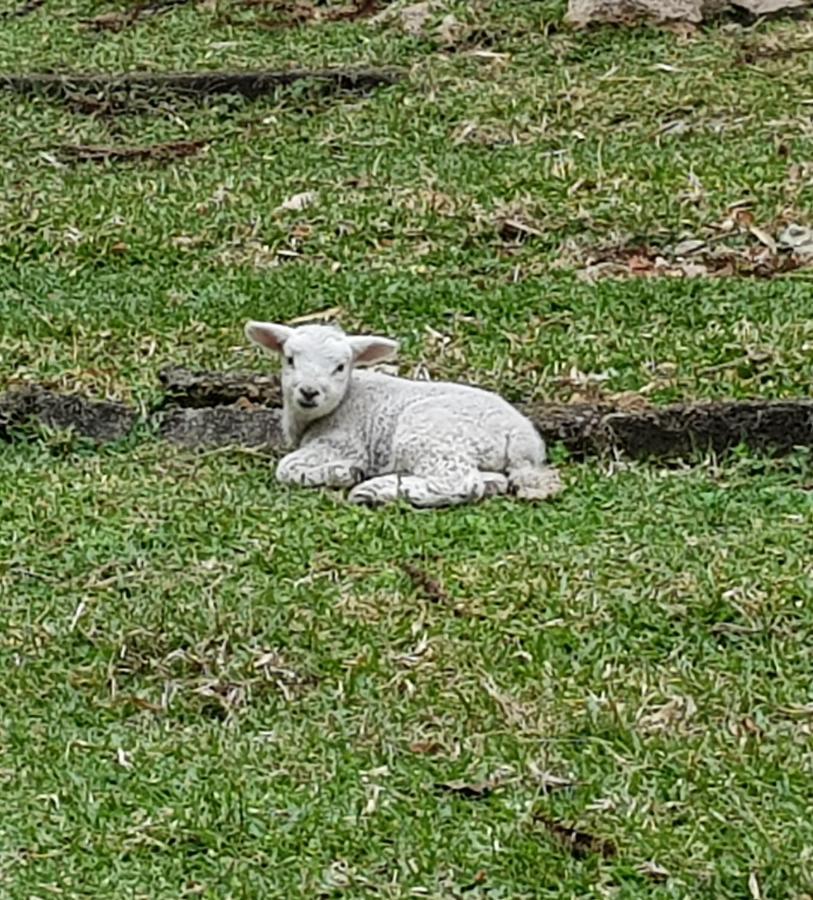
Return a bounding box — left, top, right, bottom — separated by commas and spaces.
299, 387, 319, 402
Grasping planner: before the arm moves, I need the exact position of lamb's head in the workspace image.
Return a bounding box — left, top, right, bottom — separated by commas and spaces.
245, 321, 398, 425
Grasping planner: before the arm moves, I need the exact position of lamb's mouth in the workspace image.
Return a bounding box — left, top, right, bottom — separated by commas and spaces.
298, 399, 318, 409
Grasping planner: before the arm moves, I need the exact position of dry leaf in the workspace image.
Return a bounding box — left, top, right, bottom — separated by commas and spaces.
749, 225, 777, 253
535, 813, 617, 859
288, 306, 343, 324
400, 561, 451, 605
637, 695, 697, 733
409, 739, 443, 754
436, 12, 464, 44
749, 871, 763, 900
276, 191, 317, 213
434, 779, 494, 799
496, 217, 544, 240
527, 763, 578, 793
637, 861, 670, 882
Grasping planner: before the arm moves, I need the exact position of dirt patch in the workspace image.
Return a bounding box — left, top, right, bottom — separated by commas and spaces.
0, 0, 44, 18
158, 405, 284, 449
0, 68, 403, 111
57, 140, 208, 163
3, 375, 813, 462
158, 366, 282, 408
160, 369, 813, 460
534, 812, 617, 860
529, 398, 813, 459
0, 387, 135, 443
221, 0, 382, 31
81, 0, 193, 31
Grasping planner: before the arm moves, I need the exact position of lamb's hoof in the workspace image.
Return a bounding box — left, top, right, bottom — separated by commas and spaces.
515, 468, 564, 501
347, 485, 387, 507
481, 472, 509, 499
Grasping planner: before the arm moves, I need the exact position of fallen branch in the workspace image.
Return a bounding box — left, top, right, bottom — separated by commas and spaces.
0, 68, 403, 105
57, 139, 208, 163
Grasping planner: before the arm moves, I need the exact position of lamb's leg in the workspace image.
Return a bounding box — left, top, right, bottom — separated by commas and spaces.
508, 464, 564, 501
348, 468, 505, 509
277, 447, 365, 488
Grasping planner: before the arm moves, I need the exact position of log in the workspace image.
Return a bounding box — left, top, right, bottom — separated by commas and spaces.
0, 68, 403, 103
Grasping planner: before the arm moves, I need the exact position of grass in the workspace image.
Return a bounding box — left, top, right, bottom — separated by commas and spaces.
2, 0, 813, 896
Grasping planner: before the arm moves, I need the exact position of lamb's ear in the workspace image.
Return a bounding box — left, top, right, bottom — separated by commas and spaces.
245, 321, 292, 354
348, 336, 399, 367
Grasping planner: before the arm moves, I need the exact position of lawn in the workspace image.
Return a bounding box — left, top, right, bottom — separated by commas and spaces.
2, 0, 813, 896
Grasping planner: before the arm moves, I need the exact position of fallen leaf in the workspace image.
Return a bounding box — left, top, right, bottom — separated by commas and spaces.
400, 561, 451, 605
436, 12, 464, 44
460, 871, 487, 890
276, 190, 317, 213
409, 739, 443, 754
749, 871, 763, 900
496, 217, 544, 241
394, 633, 431, 668
434, 779, 494, 799
733, 207, 756, 228
672, 238, 706, 255
749, 225, 777, 253
535, 813, 617, 859
637, 861, 670, 882
637, 695, 697, 734
527, 763, 578, 793
571, 228, 813, 281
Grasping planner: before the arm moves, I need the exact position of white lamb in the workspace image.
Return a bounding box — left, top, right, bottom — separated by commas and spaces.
245, 321, 563, 508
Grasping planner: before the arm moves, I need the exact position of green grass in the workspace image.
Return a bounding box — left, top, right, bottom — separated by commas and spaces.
2, 1, 813, 896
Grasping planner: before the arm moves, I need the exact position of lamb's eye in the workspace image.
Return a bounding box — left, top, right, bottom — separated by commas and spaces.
335, 363, 345, 374
286, 356, 294, 366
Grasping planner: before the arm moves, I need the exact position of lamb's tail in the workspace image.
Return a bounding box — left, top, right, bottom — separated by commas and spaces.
508, 464, 564, 501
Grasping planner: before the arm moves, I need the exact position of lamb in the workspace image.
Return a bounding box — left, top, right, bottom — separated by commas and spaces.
245, 320, 563, 508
